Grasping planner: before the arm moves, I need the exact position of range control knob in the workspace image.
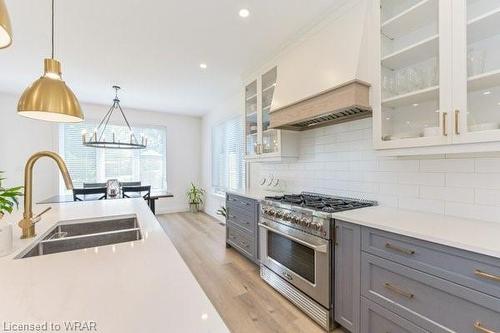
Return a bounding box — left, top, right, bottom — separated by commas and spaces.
275, 211, 284, 218
283, 213, 292, 221
291, 216, 300, 224
300, 218, 309, 226
268, 209, 276, 216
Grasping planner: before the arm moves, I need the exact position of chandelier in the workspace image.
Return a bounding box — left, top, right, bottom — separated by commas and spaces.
82, 86, 147, 149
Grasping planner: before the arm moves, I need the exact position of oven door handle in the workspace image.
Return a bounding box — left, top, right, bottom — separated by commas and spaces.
259, 223, 328, 253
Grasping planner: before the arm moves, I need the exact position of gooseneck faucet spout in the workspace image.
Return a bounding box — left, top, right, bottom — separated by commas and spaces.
18, 151, 73, 239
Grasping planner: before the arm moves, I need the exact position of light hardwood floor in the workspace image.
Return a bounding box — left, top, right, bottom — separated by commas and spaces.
157, 212, 346, 333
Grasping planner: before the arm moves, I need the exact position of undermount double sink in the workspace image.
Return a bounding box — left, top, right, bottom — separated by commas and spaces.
17, 216, 142, 259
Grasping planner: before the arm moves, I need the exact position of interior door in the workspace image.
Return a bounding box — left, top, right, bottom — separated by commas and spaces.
452, 0, 500, 144
377, 0, 453, 149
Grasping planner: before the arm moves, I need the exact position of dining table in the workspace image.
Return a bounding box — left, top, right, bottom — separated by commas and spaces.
38, 190, 174, 214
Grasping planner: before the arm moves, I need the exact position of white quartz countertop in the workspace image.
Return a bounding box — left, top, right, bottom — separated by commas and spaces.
331, 206, 500, 259
226, 190, 267, 201
0, 199, 229, 333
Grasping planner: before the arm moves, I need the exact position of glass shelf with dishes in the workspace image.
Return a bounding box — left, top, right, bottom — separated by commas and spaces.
379, 0, 447, 146
460, 0, 500, 137
244, 66, 298, 161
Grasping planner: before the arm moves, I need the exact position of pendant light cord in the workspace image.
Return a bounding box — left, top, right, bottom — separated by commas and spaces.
51, 0, 55, 59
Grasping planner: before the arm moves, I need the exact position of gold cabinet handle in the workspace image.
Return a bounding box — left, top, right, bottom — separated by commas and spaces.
442, 112, 448, 136
474, 321, 497, 333
385, 242, 415, 255
475, 269, 500, 283
455, 110, 460, 135
384, 282, 414, 299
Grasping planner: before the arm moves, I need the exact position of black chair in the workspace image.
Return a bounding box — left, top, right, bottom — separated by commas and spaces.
83, 182, 107, 188
73, 187, 108, 201
122, 185, 151, 200
120, 181, 141, 187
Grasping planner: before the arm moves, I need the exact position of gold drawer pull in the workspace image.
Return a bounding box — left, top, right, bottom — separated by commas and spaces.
474, 321, 497, 333
475, 270, 500, 283
385, 242, 416, 255
384, 283, 414, 299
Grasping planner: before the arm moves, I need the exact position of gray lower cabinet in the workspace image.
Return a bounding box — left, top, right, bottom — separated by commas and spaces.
334, 220, 361, 333
360, 297, 428, 333
225, 193, 259, 264
337, 224, 500, 333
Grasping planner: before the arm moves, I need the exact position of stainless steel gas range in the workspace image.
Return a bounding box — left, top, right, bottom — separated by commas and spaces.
259, 192, 376, 331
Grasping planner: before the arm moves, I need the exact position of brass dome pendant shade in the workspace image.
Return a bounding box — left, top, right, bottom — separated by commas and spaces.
0, 0, 13, 49
17, 0, 83, 123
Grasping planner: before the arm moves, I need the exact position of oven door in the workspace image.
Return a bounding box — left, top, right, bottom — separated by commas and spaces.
259, 218, 331, 308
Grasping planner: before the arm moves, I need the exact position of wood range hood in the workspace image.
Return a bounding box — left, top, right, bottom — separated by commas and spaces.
269, 80, 372, 131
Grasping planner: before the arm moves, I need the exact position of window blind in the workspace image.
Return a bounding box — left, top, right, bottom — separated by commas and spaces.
211, 116, 245, 194
59, 122, 167, 192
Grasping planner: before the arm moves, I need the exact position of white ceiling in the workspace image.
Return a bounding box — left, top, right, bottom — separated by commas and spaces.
0, 0, 339, 116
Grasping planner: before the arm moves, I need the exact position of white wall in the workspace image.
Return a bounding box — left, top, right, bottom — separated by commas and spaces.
0, 91, 201, 214
200, 0, 500, 224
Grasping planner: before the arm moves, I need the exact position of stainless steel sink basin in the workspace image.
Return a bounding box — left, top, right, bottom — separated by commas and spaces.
17, 216, 142, 259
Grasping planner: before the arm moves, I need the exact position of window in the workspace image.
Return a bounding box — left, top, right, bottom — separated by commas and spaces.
59, 122, 167, 192
212, 116, 245, 194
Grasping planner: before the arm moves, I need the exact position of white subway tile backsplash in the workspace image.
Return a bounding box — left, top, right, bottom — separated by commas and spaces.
250, 119, 500, 223
475, 158, 500, 173
475, 189, 500, 206
420, 159, 475, 173
420, 186, 474, 204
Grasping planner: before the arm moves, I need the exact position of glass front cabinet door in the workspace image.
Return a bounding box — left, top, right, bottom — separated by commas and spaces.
244, 66, 298, 161
452, 0, 500, 144
377, 0, 452, 150
375, 0, 500, 152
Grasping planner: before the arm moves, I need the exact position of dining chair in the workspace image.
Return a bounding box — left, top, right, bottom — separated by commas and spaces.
83, 182, 107, 188
73, 187, 108, 201
122, 185, 151, 200
120, 181, 141, 187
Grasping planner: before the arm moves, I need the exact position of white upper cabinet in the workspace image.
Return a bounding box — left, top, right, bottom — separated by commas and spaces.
452, 0, 500, 144
374, 0, 500, 154
244, 67, 298, 162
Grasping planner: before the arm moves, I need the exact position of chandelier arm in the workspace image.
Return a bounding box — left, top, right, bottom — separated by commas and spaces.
117, 103, 133, 132
95, 103, 115, 132
97, 103, 116, 142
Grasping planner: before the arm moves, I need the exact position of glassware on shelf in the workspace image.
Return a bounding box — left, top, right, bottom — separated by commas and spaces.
467, 48, 486, 77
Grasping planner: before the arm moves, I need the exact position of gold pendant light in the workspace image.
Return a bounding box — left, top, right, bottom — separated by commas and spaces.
0, 0, 12, 48
17, 0, 83, 123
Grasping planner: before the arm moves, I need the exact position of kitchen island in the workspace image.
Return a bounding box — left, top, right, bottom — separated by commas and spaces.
0, 199, 229, 333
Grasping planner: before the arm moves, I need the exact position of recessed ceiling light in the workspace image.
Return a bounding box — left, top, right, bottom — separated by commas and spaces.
239, 8, 250, 18
199, 63, 207, 69
412, 103, 419, 107
483, 91, 491, 95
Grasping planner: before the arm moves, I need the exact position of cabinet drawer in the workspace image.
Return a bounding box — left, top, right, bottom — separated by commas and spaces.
227, 223, 255, 260
360, 297, 428, 333
226, 205, 255, 234
362, 227, 500, 298
361, 253, 500, 333
226, 194, 257, 210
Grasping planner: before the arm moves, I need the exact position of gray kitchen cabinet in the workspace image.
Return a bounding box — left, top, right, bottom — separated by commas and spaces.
334, 220, 361, 333
225, 193, 259, 264
335, 222, 500, 332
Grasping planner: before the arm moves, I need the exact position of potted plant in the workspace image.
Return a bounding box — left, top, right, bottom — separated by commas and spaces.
186, 183, 205, 213
216, 206, 227, 220
0, 171, 23, 256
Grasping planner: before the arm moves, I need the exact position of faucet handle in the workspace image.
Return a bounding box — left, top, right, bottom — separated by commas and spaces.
32, 207, 52, 224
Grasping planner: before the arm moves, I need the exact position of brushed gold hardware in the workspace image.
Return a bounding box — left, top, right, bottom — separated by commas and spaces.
18, 151, 73, 239
384, 282, 414, 299
474, 321, 497, 333
442, 112, 448, 136
385, 242, 415, 255
455, 110, 460, 135
474, 269, 500, 283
